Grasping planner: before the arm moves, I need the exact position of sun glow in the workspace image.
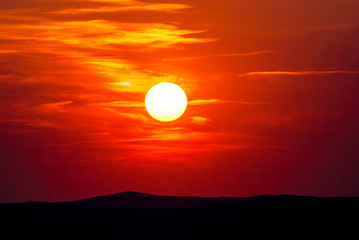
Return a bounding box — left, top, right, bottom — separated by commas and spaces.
145, 82, 187, 122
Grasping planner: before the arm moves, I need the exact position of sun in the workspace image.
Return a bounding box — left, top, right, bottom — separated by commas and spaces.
145, 82, 187, 122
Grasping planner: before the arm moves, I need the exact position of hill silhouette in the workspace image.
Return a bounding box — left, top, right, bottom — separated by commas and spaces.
0, 192, 358, 237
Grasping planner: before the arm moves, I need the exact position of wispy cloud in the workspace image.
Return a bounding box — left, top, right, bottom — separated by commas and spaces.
0, 119, 61, 131
188, 99, 268, 106
82, 58, 189, 93
0, 20, 213, 50
190, 116, 209, 124
116, 112, 148, 121
238, 70, 359, 77
162, 50, 275, 62
93, 101, 144, 108
1, 0, 191, 15
252, 23, 359, 35
39, 101, 73, 112
188, 99, 219, 105
0, 50, 22, 54
52, 1, 191, 14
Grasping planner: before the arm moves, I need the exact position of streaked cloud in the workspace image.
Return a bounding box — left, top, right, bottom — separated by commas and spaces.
238, 70, 359, 77
52, 1, 191, 14
252, 23, 359, 35
162, 50, 275, 62
116, 112, 148, 121
78, 57, 189, 94
1, 0, 191, 15
188, 99, 268, 106
0, 50, 21, 54
0, 119, 61, 131
188, 99, 219, 105
0, 20, 213, 50
93, 101, 144, 108
39, 101, 73, 113
190, 116, 209, 124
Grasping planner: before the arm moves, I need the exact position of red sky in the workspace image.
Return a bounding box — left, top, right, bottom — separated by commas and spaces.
1, 0, 359, 202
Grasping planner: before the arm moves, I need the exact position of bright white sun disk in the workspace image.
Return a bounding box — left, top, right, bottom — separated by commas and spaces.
145, 82, 187, 122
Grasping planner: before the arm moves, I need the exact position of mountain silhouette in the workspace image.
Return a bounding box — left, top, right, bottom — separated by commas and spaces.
0, 192, 358, 237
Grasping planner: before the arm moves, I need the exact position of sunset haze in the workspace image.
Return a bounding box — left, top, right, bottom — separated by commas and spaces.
1, 0, 359, 202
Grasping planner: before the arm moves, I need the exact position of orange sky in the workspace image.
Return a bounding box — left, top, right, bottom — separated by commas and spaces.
1, 0, 359, 202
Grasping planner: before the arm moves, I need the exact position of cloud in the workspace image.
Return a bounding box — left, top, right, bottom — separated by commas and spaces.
52, 1, 191, 14
162, 50, 275, 62
252, 23, 359, 35
188, 99, 219, 105
116, 112, 148, 121
93, 101, 144, 108
112, 128, 284, 165
81, 58, 189, 93
0, 50, 21, 54
0, 0, 191, 14
0, 20, 213, 50
238, 70, 359, 77
188, 99, 269, 106
40, 101, 73, 110
190, 116, 209, 124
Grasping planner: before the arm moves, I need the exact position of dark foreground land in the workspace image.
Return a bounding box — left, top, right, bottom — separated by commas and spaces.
1, 192, 358, 237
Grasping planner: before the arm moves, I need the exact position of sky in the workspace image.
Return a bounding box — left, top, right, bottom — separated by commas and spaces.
0, 0, 359, 202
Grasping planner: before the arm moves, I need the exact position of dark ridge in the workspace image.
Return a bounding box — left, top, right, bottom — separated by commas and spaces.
0, 191, 245, 212
0, 192, 358, 237
0, 191, 313, 212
